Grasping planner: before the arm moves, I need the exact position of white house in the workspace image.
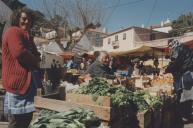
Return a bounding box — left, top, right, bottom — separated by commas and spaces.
103, 26, 169, 52
151, 19, 172, 33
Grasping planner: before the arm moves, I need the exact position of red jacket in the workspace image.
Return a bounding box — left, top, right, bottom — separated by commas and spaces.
2, 27, 40, 94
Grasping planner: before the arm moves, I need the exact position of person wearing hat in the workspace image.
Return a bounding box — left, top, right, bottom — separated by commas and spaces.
165, 39, 193, 124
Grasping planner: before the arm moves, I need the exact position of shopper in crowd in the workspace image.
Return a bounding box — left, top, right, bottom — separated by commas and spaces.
66, 57, 74, 69
79, 51, 115, 82
165, 39, 193, 123
2, 8, 41, 128
87, 51, 112, 76
51, 59, 57, 68
50, 59, 57, 90
127, 60, 134, 78
139, 61, 144, 75
154, 57, 159, 76
109, 57, 118, 74
79, 58, 86, 74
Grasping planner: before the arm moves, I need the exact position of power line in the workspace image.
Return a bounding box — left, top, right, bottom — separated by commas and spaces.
104, 0, 120, 25
105, 0, 145, 9
146, 0, 158, 26
103, 0, 145, 25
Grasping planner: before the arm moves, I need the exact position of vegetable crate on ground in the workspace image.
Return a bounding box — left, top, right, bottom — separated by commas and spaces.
66, 93, 153, 128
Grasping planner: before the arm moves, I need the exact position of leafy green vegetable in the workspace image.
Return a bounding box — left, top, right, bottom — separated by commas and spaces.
29, 108, 100, 128
77, 77, 163, 111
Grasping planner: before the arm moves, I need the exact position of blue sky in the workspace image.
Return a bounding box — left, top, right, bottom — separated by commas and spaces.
20, 0, 193, 32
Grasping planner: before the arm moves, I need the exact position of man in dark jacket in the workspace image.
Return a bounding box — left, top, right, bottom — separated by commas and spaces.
165, 39, 193, 123
86, 51, 114, 78
79, 51, 115, 82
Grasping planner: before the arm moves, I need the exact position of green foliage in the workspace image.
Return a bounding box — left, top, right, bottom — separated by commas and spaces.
133, 91, 163, 112
111, 89, 133, 107
29, 108, 100, 128
77, 77, 163, 112
77, 77, 111, 96
169, 12, 193, 36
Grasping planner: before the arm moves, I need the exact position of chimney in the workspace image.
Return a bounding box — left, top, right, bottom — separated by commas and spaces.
161, 21, 164, 27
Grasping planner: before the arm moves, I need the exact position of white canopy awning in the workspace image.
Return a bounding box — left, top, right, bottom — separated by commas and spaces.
109, 45, 167, 57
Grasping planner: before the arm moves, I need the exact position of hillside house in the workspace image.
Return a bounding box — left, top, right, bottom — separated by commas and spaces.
103, 26, 169, 52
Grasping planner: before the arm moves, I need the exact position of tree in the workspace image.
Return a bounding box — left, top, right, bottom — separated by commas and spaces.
36, 0, 105, 50
71, 0, 104, 30
31, 10, 50, 36
169, 12, 193, 37
2, 0, 25, 10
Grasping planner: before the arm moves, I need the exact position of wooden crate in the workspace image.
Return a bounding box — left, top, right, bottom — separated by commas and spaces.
162, 109, 176, 128
66, 93, 154, 128
34, 96, 111, 126
66, 93, 112, 121
143, 85, 174, 97
66, 93, 111, 107
35, 95, 154, 128
34, 96, 80, 112
137, 110, 152, 128
151, 109, 162, 128
0, 122, 9, 128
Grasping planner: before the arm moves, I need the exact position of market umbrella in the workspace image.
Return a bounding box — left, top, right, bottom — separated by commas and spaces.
110, 45, 153, 57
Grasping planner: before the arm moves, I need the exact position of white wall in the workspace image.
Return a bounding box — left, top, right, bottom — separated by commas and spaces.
103, 28, 134, 52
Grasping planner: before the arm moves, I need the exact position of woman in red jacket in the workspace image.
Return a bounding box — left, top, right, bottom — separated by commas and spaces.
2, 8, 41, 128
